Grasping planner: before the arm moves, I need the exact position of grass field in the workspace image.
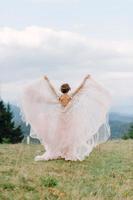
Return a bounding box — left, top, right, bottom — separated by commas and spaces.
0, 140, 133, 200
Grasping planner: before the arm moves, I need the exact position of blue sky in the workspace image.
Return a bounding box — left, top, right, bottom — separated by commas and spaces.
0, 0, 133, 114
0, 0, 133, 39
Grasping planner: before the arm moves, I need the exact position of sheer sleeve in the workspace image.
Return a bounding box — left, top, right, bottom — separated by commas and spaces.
62, 77, 112, 159
19, 77, 60, 140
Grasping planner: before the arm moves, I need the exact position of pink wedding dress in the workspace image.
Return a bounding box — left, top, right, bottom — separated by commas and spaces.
20, 76, 111, 161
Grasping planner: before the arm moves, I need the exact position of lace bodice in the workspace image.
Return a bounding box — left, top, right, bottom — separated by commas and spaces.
59, 94, 72, 107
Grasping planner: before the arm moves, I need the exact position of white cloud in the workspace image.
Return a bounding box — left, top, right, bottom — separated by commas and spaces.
0, 26, 133, 112
0, 26, 133, 82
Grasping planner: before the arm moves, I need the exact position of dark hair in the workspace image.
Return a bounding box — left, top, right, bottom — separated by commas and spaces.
60, 83, 71, 94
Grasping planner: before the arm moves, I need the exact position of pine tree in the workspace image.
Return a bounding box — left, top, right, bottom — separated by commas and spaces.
0, 100, 24, 143
122, 124, 133, 139
127, 124, 133, 139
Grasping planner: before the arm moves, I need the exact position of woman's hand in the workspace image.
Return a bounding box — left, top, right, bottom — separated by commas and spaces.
71, 74, 90, 97
84, 74, 91, 82
44, 76, 58, 98
44, 75, 49, 81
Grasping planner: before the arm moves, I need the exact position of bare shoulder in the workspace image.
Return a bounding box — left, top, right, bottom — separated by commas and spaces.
59, 94, 71, 100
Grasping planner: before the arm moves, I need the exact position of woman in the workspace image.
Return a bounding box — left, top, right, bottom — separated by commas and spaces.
20, 74, 111, 161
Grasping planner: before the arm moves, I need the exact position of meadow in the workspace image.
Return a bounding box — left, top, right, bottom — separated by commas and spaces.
0, 140, 133, 200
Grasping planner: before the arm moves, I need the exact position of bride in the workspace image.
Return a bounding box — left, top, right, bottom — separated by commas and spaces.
20, 74, 111, 161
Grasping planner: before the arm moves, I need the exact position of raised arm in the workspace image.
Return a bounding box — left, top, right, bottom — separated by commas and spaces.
71, 74, 91, 97
44, 76, 59, 98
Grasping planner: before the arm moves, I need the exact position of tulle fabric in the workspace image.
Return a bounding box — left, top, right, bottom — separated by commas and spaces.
20, 76, 111, 161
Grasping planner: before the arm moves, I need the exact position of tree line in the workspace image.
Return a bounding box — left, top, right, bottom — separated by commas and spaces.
0, 99, 23, 143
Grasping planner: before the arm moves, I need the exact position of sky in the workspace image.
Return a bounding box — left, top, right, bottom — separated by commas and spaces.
0, 0, 133, 114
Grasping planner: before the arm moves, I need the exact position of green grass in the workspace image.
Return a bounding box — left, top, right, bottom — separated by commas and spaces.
0, 140, 133, 200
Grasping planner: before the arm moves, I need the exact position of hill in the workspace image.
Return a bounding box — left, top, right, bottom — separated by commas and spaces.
109, 112, 133, 138
109, 112, 133, 123
0, 140, 133, 200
